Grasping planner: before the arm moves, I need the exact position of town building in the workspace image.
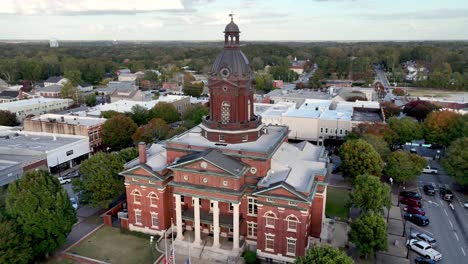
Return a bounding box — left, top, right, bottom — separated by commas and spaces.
0, 78, 8, 89
23, 114, 106, 152
118, 19, 328, 263
266, 89, 332, 107
50, 38, 59, 48
0, 90, 21, 103
110, 85, 147, 103
44, 76, 68, 87
36, 84, 63, 98
289, 57, 307, 75
0, 98, 73, 121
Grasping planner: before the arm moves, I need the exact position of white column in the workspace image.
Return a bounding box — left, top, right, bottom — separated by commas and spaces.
233, 203, 240, 250
194, 197, 202, 244
212, 200, 220, 248
174, 194, 184, 241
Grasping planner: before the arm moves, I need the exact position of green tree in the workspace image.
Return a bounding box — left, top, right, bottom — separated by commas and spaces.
296, 244, 353, 264
75, 153, 125, 208
442, 137, 468, 186
0, 218, 33, 264
64, 70, 83, 86
339, 139, 383, 179
5, 170, 76, 258
132, 118, 170, 143
385, 150, 427, 184
388, 117, 423, 144
182, 104, 209, 128
100, 110, 121, 119
101, 114, 138, 150
0, 110, 18, 126
143, 71, 159, 82
349, 174, 391, 213
362, 134, 391, 161
129, 105, 150, 126
118, 147, 139, 163
61, 81, 79, 104
149, 102, 180, 124
84, 93, 97, 107
349, 212, 388, 258
424, 111, 466, 145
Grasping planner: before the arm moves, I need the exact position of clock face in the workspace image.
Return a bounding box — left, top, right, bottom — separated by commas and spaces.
220, 67, 230, 78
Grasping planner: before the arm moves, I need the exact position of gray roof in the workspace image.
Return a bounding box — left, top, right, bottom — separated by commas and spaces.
351, 107, 383, 122
37, 84, 62, 92
0, 78, 7, 87
0, 90, 19, 99
0, 131, 85, 153
224, 21, 240, 32
211, 49, 252, 78
45, 76, 64, 83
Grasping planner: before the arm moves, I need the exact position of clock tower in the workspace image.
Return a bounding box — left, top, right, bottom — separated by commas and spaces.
200, 14, 263, 144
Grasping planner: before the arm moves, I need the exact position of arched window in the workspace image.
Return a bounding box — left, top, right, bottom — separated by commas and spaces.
221, 101, 230, 124
148, 192, 158, 207
264, 211, 277, 228
286, 215, 299, 232
132, 190, 142, 204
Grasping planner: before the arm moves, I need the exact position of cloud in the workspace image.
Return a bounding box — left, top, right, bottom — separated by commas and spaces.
359, 8, 468, 20
1, 0, 185, 15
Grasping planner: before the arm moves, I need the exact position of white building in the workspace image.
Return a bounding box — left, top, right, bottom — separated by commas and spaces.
50, 38, 59, 48
0, 98, 73, 121
44, 76, 68, 87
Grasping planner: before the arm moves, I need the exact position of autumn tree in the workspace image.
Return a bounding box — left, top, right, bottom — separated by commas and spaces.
296, 244, 353, 264
388, 117, 423, 143
349, 174, 391, 213
353, 123, 397, 144
403, 100, 438, 121
6, 170, 76, 259
385, 150, 427, 184
132, 118, 170, 143
349, 212, 388, 258
362, 134, 391, 161
101, 114, 138, 150
0, 110, 18, 126
424, 111, 466, 145
380, 101, 401, 119
392, 88, 405, 96
339, 139, 384, 179
149, 102, 180, 123
442, 137, 468, 186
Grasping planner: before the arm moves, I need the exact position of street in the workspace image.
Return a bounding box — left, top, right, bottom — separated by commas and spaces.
402, 167, 468, 263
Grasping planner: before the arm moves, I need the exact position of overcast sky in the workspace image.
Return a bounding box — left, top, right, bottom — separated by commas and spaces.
1, 0, 467, 41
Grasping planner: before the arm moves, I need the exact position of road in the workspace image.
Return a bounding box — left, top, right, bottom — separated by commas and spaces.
374, 65, 392, 89
403, 166, 468, 263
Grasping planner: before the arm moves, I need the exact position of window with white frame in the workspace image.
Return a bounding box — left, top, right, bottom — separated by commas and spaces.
132, 190, 142, 204
151, 213, 159, 228
221, 101, 230, 124
286, 238, 296, 255
148, 193, 158, 207
247, 222, 257, 238
340, 129, 343, 135
265, 234, 275, 251
219, 135, 225, 142
229, 203, 234, 212
286, 215, 299, 232
320, 127, 323, 133
210, 201, 214, 211
241, 134, 248, 142
135, 210, 142, 225
180, 195, 185, 204
325, 128, 328, 134
265, 212, 276, 227
248, 197, 258, 215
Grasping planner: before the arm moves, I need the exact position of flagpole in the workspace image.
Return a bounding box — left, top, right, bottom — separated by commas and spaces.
164, 228, 168, 264
171, 217, 175, 264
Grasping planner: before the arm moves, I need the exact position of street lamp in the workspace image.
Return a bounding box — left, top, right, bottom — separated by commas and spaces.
150, 235, 154, 262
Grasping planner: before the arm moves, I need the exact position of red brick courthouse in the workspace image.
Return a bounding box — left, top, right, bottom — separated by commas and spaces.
119, 18, 328, 263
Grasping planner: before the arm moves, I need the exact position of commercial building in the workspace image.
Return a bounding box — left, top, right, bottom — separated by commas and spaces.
0, 98, 73, 121
23, 114, 106, 152
266, 89, 332, 108
118, 20, 328, 263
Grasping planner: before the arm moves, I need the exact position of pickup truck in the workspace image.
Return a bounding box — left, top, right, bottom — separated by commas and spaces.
422, 166, 438, 174
407, 239, 442, 261
58, 177, 72, 184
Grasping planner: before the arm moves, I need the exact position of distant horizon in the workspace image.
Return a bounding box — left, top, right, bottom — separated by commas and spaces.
2, 39, 468, 43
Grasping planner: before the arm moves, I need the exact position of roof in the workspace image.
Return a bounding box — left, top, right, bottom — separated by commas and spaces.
0, 98, 72, 110
224, 21, 240, 32
92, 95, 188, 114
29, 114, 106, 127
351, 107, 383, 122
45, 76, 64, 83
0, 90, 19, 99
211, 49, 251, 78
124, 143, 167, 172
37, 84, 62, 92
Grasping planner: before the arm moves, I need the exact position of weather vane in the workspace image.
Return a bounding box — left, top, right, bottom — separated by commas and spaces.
229, 11, 234, 21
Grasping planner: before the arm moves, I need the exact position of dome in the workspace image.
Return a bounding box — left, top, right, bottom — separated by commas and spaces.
224, 21, 240, 33
211, 49, 251, 77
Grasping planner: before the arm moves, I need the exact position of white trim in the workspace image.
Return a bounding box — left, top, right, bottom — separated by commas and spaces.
199, 123, 265, 134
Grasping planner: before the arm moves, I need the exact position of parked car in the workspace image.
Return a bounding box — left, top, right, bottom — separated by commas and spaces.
415, 256, 437, 264
422, 166, 438, 174
423, 185, 436, 196
70, 197, 78, 210
406, 239, 442, 261
65, 171, 80, 178
58, 176, 71, 184
404, 213, 429, 226
400, 197, 422, 208
439, 187, 454, 201
400, 191, 422, 200
464, 201, 468, 209
404, 206, 426, 216
411, 232, 437, 247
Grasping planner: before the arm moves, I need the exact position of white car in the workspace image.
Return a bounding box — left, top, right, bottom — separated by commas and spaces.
70, 197, 78, 210
464, 201, 468, 209
58, 177, 71, 184
422, 166, 438, 174
407, 239, 442, 261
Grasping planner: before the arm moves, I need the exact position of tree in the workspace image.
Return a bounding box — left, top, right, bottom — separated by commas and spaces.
64, 70, 83, 86
403, 100, 438, 121
388, 117, 423, 143
339, 139, 383, 179
143, 71, 159, 82
149, 102, 180, 124
385, 150, 427, 184
296, 244, 353, 264
118, 147, 139, 163
75, 152, 125, 208
349, 212, 387, 257
362, 134, 391, 161
101, 114, 138, 150
0, 218, 33, 264
349, 174, 391, 213
0, 110, 18, 126
380, 101, 401, 119
183, 82, 204, 97
5, 170, 76, 258
392, 88, 405, 96
182, 104, 209, 128
442, 137, 468, 186
353, 123, 397, 144
129, 105, 150, 126
424, 111, 465, 145
61, 81, 79, 104
84, 93, 97, 107
101, 110, 121, 119
132, 118, 170, 143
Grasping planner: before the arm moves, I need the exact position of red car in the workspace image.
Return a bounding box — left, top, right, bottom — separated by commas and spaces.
404, 206, 425, 216
400, 197, 422, 208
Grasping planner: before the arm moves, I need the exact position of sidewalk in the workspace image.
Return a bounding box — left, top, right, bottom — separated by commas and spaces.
156, 237, 228, 264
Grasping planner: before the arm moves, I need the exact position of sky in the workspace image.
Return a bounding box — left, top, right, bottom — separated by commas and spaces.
0, 0, 467, 41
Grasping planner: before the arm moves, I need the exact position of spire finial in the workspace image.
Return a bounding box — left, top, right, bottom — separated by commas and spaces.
229, 11, 234, 22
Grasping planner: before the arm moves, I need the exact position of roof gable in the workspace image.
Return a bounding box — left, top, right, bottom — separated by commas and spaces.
119, 163, 164, 181
253, 183, 309, 202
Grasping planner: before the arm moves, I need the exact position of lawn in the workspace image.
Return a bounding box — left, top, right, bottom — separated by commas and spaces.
68, 226, 160, 264
326, 186, 350, 221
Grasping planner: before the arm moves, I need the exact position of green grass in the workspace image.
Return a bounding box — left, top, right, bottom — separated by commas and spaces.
326, 186, 350, 221
42, 257, 77, 264
68, 226, 160, 264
